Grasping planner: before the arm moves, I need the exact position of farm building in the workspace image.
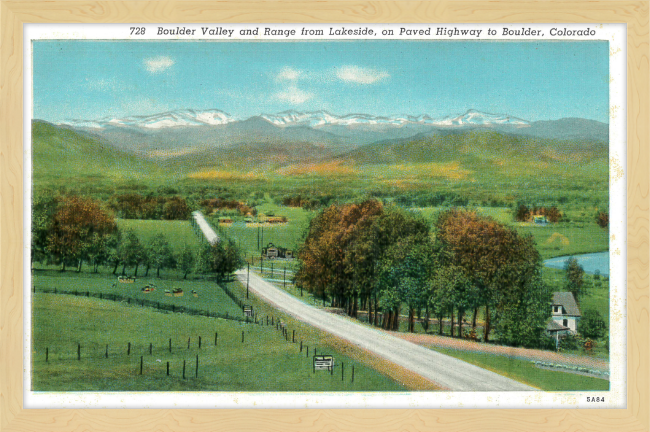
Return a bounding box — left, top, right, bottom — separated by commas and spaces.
546, 291, 581, 342
262, 243, 293, 259
190, 211, 220, 245
532, 215, 548, 225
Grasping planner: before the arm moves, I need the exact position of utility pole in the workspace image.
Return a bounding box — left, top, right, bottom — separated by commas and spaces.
246, 262, 250, 299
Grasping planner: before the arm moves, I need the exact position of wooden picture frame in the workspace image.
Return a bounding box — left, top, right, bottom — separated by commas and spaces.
1, 1, 647, 431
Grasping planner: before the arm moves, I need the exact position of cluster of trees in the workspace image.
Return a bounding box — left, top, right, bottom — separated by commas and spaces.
393, 191, 469, 208
200, 198, 256, 216
295, 200, 551, 347
108, 193, 190, 220
280, 194, 333, 210
32, 194, 243, 280
513, 203, 563, 223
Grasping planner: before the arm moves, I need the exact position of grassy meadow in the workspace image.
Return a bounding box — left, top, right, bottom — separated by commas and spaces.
116, 219, 201, 252
32, 293, 407, 392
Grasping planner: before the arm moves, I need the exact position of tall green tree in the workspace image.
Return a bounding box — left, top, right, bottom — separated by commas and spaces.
117, 230, 145, 276
148, 233, 175, 277
177, 246, 196, 279
378, 238, 434, 332
197, 240, 244, 281
564, 257, 586, 302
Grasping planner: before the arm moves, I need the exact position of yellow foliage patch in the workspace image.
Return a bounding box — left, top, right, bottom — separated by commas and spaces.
546, 232, 570, 246
277, 161, 357, 176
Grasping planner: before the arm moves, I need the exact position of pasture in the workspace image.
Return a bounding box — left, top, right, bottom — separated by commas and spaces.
32, 270, 244, 318
116, 219, 201, 252
32, 293, 406, 392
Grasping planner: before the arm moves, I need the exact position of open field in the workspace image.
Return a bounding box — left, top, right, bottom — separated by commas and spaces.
32, 270, 244, 318
432, 347, 609, 391
32, 292, 408, 391
116, 219, 201, 252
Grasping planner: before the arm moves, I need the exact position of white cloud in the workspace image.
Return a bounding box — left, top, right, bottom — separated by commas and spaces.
144, 56, 175, 73
336, 66, 390, 84
275, 85, 313, 105
276, 67, 302, 81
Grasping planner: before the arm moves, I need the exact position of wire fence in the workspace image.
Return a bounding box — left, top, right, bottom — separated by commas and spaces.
35, 287, 255, 324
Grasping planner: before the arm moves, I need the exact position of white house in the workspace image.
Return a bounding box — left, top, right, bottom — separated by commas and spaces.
546, 292, 581, 342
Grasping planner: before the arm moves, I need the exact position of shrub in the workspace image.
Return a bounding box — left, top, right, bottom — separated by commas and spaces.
559, 334, 580, 351
579, 309, 607, 339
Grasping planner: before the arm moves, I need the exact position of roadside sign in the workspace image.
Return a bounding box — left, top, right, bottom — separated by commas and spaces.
243, 305, 253, 317
313, 355, 334, 371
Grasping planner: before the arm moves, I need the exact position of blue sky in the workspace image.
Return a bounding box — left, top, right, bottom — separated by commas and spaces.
33, 40, 609, 123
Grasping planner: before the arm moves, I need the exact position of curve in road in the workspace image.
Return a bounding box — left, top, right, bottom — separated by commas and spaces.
235, 270, 535, 392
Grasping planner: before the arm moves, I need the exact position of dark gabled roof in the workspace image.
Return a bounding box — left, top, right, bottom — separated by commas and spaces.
546, 320, 570, 332
552, 292, 581, 316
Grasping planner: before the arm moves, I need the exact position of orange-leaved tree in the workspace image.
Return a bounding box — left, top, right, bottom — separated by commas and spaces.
46, 195, 117, 271
435, 209, 541, 342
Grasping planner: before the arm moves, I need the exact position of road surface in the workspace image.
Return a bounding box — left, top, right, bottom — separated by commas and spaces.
235, 269, 535, 391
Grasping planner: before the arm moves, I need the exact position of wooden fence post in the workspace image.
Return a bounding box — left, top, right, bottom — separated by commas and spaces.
77, 343, 81, 360
46, 347, 48, 362
188, 337, 191, 350
105, 344, 109, 358
300, 341, 303, 352
351, 365, 355, 383
140, 356, 143, 375
341, 363, 344, 381
292, 330, 295, 343
215, 332, 218, 346
169, 338, 172, 353
183, 360, 186, 379
195, 355, 199, 378
149, 343, 152, 355
198, 336, 201, 349
166, 361, 170, 376
241, 331, 244, 343
128, 342, 131, 355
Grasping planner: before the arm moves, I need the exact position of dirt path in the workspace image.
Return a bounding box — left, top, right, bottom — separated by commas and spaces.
394, 332, 609, 372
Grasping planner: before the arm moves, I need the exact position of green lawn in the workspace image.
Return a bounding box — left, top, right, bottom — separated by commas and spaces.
32, 293, 406, 392
433, 348, 609, 391
32, 270, 244, 318
116, 219, 201, 252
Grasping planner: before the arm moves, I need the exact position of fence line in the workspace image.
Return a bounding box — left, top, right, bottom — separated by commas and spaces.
35, 287, 251, 324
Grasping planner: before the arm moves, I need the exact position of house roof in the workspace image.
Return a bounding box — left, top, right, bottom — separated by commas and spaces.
546, 320, 570, 332
552, 292, 581, 316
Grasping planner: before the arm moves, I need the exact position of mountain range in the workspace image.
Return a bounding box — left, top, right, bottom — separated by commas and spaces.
51, 109, 608, 164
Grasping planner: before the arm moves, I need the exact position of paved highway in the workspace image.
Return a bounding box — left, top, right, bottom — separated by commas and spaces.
235, 269, 535, 391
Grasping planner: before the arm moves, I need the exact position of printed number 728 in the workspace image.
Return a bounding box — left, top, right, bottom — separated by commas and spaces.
130, 27, 146, 35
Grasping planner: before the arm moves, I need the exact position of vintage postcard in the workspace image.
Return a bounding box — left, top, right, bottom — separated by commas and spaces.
24, 23, 626, 408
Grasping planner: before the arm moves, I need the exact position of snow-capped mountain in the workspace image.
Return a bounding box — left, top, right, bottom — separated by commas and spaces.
435, 109, 529, 126
59, 109, 239, 130
57, 109, 528, 130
